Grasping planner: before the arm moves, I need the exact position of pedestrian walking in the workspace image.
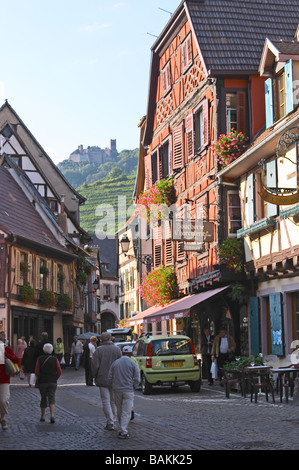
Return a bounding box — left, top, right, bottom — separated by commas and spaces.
35, 343, 61, 423
0, 331, 19, 430
84, 336, 97, 386
21, 339, 37, 387
201, 328, 214, 385
54, 337, 64, 364
211, 328, 236, 382
108, 345, 140, 439
34, 332, 49, 359
71, 336, 83, 370
91, 332, 121, 430
15, 339, 26, 368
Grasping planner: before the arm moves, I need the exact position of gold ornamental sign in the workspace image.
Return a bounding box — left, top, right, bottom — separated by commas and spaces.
258, 186, 299, 205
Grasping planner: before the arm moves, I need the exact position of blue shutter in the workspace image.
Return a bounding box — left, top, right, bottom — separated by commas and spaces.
265, 78, 273, 129
247, 173, 255, 225
269, 292, 284, 356
266, 160, 278, 217
285, 59, 293, 115
250, 297, 260, 355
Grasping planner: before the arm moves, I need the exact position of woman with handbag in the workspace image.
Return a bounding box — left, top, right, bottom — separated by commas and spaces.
0, 331, 19, 430
35, 343, 62, 423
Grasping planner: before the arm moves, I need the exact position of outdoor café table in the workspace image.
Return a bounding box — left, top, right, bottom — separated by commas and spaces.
271, 367, 298, 403
244, 365, 275, 403
222, 368, 244, 398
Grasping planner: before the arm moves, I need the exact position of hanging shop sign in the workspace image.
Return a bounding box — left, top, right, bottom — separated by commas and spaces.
172, 219, 214, 243
259, 127, 299, 205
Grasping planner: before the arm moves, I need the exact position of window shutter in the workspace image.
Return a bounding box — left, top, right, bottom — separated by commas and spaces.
202, 99, 209, 148
15, 250, 21, 285
186, 114, 194, 159
35, 257, 41, 290
182, 35, 192, 72
172, 124, 184, 169
53, 262, 58, 293
247, 173, 255, 226
266, 160, 277, 217
157, 147, 163, 181
265, 78, 273, 129
269, 292, 284, 356
249, 297, 260, 355
144, 154, 152, 189
237, 91, 247, 134
284, 59, 293, 115
181, 40, 187, 72
153, 226, 162, 267
168, 135, 173, 176
27, 254, 32, 285
46, 260, 51, 290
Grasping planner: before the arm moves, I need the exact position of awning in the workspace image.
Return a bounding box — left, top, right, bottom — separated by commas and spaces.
128, 286, 229, 326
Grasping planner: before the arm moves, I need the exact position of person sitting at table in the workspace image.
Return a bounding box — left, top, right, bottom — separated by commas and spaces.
211, 328, 236, 382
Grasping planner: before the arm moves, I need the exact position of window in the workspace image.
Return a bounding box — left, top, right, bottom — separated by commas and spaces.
194, 98, 209, 152
160, 140, 169, 179
226, 93, 237, 133
161, 61, 171, 96
226, 91, 247, 134
278, 71, 286, 119
151, 151, 158, 184
103, 284, 110, 300
265, 59, 294, 129
227, 191, 242, 236
181, 34, 193, 73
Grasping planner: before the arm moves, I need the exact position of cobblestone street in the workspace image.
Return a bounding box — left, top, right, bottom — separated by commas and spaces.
1, 366, 298, 457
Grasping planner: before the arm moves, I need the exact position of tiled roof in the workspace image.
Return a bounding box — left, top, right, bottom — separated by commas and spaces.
271, 39, 299, 55
0, 165, 73, 256
186, 0, 299, 73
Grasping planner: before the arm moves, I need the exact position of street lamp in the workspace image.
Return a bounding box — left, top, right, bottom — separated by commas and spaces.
120, 235, 153, 267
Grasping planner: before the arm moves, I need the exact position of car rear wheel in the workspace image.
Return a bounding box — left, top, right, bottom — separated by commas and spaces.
190, 380, 201, 392
141, 373, 153, 395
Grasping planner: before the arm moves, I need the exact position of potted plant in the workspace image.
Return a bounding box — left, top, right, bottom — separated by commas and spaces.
20, 282, 36, 304
136, 177, 175, 226
139, 265, 177, 306
39, 289, 56, 308
40, 265, 49, 276
56, 293, 72, 311
212, 129, 249, 169
217, 238, 244, 273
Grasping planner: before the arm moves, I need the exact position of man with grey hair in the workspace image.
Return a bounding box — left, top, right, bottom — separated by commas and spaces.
91, 332, 121, 430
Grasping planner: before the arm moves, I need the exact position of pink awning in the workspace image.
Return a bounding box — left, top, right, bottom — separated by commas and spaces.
128, 286, 229, 326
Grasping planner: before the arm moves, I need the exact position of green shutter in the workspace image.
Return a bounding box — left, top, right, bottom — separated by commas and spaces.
269, 293, 284, 356
250, 297, 260, 355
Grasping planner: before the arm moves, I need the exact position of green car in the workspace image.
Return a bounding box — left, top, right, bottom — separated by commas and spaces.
131, 334, 201, 395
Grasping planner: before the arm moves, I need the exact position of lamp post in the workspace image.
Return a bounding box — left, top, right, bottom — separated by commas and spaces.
120, 235, 153, 267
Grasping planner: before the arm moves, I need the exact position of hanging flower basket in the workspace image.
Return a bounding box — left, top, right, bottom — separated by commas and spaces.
217, 238, 244, 273
212, 129, 249, 169
39, 289, 56, 308
139, 265, 177, 306
136, 177, 175, 226
20, 282, 36, 305
56, 293, 73, 311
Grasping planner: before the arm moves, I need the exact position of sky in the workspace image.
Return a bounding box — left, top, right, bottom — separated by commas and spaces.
0, 0, 180, 164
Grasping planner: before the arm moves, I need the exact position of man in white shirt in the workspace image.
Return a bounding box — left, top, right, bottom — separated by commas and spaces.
108, 345, 140, 439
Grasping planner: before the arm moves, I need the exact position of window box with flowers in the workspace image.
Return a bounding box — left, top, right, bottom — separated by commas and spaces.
212, 129, 249, 169
136, 177, 175, 226
39, 289, 56, 308
139, 265, 177, 307
19, 282, 36, 305
217, 238, 244, 273
56, 293, 73, 311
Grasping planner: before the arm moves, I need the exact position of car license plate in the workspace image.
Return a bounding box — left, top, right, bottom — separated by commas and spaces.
165, 362, 183, 367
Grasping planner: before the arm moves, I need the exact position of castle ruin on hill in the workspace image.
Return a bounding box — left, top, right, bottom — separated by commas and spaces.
69, 139, 118, 164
